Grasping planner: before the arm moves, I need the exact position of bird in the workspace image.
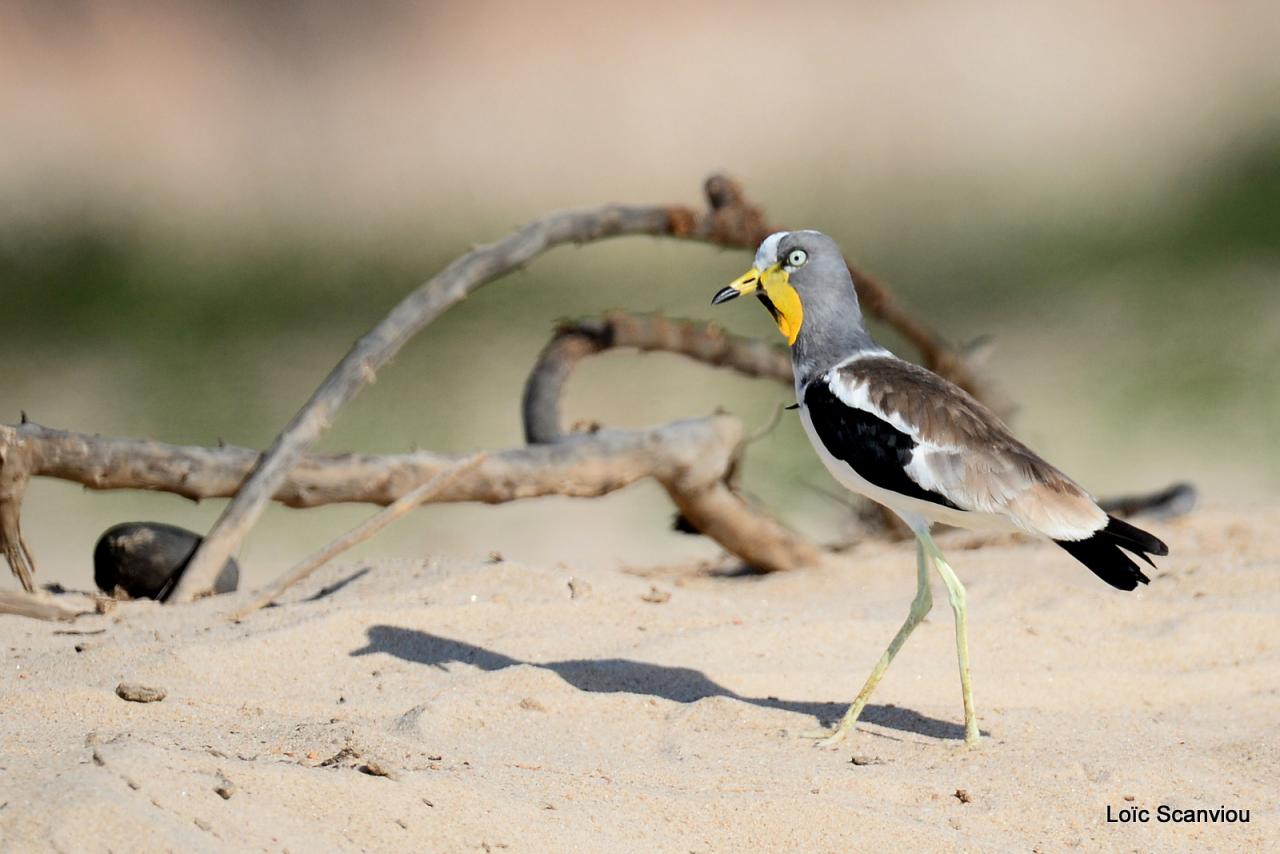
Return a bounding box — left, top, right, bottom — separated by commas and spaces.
710, 230, 1168, 746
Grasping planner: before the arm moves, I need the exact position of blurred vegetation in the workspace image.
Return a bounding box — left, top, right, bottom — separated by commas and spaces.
2, 135, 1275, 433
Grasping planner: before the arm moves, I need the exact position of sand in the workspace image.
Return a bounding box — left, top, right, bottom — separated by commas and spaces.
1, 505, 1275, 852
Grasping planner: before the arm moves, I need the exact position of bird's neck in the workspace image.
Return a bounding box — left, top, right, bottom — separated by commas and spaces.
791, 316, 881, 390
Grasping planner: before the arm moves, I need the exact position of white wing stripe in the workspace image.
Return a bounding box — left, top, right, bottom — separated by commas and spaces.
824, 371, 914, 437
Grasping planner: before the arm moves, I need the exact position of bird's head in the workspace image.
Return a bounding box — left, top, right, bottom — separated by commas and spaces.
710, 230, 850, 346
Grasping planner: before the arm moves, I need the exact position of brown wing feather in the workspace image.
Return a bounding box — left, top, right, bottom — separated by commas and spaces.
837, 357, 1105, 539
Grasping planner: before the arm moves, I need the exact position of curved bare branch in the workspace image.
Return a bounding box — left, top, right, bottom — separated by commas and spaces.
523, 312, 792, 444
0, 416, 837, 595
172, 173, 989, 601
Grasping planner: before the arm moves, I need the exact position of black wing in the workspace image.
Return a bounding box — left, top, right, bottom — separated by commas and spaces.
803, 380, 960, 510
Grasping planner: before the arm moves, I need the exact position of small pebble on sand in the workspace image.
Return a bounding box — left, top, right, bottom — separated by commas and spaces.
115, 683, 166, 703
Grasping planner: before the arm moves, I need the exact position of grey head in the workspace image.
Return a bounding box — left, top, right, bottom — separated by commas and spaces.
713, 229, 882, 386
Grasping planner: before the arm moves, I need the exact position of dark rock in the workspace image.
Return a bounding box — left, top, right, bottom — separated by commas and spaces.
94, 522, 239, 601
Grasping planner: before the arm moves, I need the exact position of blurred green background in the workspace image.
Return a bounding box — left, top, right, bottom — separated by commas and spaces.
1, 2, 1277, 589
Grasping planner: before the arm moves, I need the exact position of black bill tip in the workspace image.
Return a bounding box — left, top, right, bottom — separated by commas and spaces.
711, 284, 747, 305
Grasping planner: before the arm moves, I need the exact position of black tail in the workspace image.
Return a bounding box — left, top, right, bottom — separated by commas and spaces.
1055, 516, 1169, 591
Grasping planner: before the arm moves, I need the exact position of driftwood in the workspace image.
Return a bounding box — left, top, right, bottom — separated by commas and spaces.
523, 312, 793, 444
0, 419, 741, 508
0, 412, 837, 595
172, 174, 983, 602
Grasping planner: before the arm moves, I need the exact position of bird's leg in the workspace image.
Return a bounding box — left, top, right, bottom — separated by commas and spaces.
921, 531, 980, 745
801, 538, 933, 747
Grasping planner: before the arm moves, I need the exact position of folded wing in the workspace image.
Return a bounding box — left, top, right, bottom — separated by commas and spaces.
826, 357, 1106, 540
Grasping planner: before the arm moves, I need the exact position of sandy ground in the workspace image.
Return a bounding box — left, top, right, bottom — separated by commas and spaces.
1, 505, 1275, 852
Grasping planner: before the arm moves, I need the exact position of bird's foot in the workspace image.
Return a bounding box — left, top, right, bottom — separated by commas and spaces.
793, 724, 853, 748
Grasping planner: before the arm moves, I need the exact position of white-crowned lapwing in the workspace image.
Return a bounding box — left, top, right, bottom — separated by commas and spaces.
712, 230, 1168, 746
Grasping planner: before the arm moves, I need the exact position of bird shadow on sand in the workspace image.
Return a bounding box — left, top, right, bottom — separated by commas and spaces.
352, 625, 974, 742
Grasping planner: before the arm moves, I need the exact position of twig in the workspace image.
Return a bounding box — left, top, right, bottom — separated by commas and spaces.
173, 174, 983, 602
229, 454, 487, 620
0, 589, 86, 622
745, 403, 788, 445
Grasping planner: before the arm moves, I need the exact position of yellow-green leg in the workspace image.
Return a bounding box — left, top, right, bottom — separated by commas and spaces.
921, 531, 980, 745
803, 538, 933, 747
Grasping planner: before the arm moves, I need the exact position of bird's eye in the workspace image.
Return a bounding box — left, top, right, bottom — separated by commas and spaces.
786, 249, 808, 268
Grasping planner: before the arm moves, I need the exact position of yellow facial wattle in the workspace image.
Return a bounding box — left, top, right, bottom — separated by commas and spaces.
712, 263, 805, 345
758, 264, 804, 345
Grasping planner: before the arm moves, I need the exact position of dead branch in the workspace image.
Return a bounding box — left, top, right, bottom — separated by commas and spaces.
523, 312, 793, 444
174, 174, 979, 602
229, 454, 487, 620
0, 416, 835, 593
0, 420, 736, 508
